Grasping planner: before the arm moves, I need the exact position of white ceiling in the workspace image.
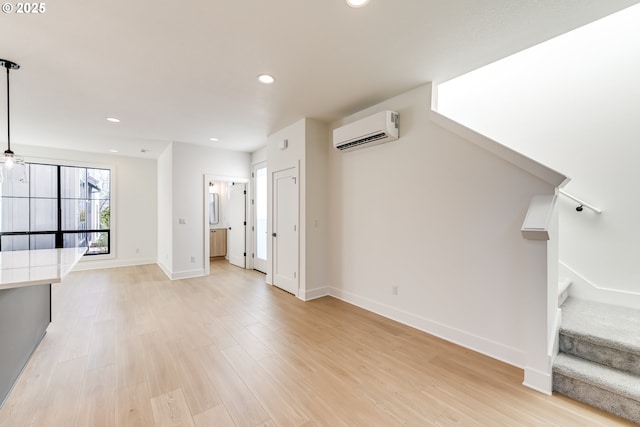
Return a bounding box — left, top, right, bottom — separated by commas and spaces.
1, 0, 637, 158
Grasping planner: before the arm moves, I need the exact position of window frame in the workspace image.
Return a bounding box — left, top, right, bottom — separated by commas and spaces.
0, 158, 116, 260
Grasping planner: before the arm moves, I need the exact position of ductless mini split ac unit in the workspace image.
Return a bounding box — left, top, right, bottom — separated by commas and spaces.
333, 110, 399, 152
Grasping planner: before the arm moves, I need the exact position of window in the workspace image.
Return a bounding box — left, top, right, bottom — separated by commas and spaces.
0, 163, 111, 255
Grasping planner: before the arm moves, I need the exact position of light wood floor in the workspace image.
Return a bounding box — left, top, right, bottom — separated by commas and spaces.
0, 260, 633, 427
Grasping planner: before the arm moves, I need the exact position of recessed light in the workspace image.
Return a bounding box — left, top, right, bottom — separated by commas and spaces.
209, 137, 219, 142
257, 74, 275, 84
106, 117, 120, 123
347, 0, 370, 7
109, 149, 119, 153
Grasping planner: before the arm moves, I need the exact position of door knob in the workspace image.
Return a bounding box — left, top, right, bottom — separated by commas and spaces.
272, 233, 277, 237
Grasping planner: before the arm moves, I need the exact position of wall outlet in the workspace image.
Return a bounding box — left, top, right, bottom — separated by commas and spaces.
190, 256, 196, 263
392, 285, 399, 296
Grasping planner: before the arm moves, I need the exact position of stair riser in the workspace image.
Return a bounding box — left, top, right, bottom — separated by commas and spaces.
560, 334, 640, 376
554, 373, 640, 424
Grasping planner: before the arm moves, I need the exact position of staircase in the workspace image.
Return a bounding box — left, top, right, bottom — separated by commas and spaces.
553, 297, 640, 423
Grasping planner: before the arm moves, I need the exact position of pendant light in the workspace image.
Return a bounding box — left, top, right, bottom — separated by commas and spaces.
0, 58, 27, 183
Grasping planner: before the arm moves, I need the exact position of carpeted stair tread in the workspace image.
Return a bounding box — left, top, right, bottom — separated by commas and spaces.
554, 353, 640, 401
560, 298, 640, 355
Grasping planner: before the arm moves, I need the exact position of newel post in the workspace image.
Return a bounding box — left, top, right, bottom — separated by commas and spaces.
520, 194, 559, 394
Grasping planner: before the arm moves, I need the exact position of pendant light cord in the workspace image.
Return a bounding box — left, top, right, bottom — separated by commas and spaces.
6, 65, 10, 152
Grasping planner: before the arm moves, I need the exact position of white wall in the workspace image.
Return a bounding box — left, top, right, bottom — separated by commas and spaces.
17, 144, 158, 269
266, 119, 305, 289
437, 4, 640, 301
251, 146, 267, 165
266, 118, 329, 299
304, 120, 329, 298
327, 84, 555, 367
157, 143, 173, 274
169, 142, 250, 279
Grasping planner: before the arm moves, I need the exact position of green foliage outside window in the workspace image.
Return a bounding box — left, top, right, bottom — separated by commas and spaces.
96, 206, 110, 249
100, 206, 110, 229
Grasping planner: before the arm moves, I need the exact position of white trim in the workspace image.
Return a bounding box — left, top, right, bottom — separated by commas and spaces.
302, 287, 330, 301
558, 277, 571, 307
15, 156, 116, 260
521, 194, 557, 241
169, 268, 205, 281
156, 259, 205, 281
23, 155, 115, 169
523, 366, 552, 395
227, 182, 248, 269
270, 164, 300, 297
202, 174, 250, 276
560, 261, 640, 309
157, 260, 172, 279
328, 286, 526, 369
73, 258, 156, 271
550, 306, 562, 362
78, 251, 116, 263
203, 175, 211, 275
251, 161, 268, 273
430, 85, 569, 188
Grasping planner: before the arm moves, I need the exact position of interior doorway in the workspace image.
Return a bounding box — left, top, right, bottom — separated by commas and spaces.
272, 166, 299, 295
252, 162, 267, 273
203, 175, 249, 276
228, 183, 246, 268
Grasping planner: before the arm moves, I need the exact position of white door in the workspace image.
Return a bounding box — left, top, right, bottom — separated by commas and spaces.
228, 183, 246, 268
272, 168, 298, 295
253, 163, 268, 273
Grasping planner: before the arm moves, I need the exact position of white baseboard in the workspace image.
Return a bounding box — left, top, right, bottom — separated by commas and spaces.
560, 261, 640, 309
550, 307, 562, 360
302, 287, 330, 301
558, 277, 571, 307
169, 268, 206, 280
73, 257, 156, 271
523, 367, 552, 395
327, 287, 525, 369
157, 261, 172, 279
76, 259, 204, 281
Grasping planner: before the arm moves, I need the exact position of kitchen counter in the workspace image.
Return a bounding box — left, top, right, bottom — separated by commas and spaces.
0, 247, 87, 290
0, 247, 86, 407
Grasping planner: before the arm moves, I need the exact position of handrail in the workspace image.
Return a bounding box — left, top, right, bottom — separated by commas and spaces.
559, 189, 602, 214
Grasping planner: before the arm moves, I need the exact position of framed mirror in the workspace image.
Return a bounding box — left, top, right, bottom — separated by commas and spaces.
209, 192, 219, 225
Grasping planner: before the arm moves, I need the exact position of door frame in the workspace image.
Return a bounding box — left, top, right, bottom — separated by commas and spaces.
252, 161, 268, 273
270, 165, 299, 296
228, 182, 247, 269
203, 174, 250, 276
